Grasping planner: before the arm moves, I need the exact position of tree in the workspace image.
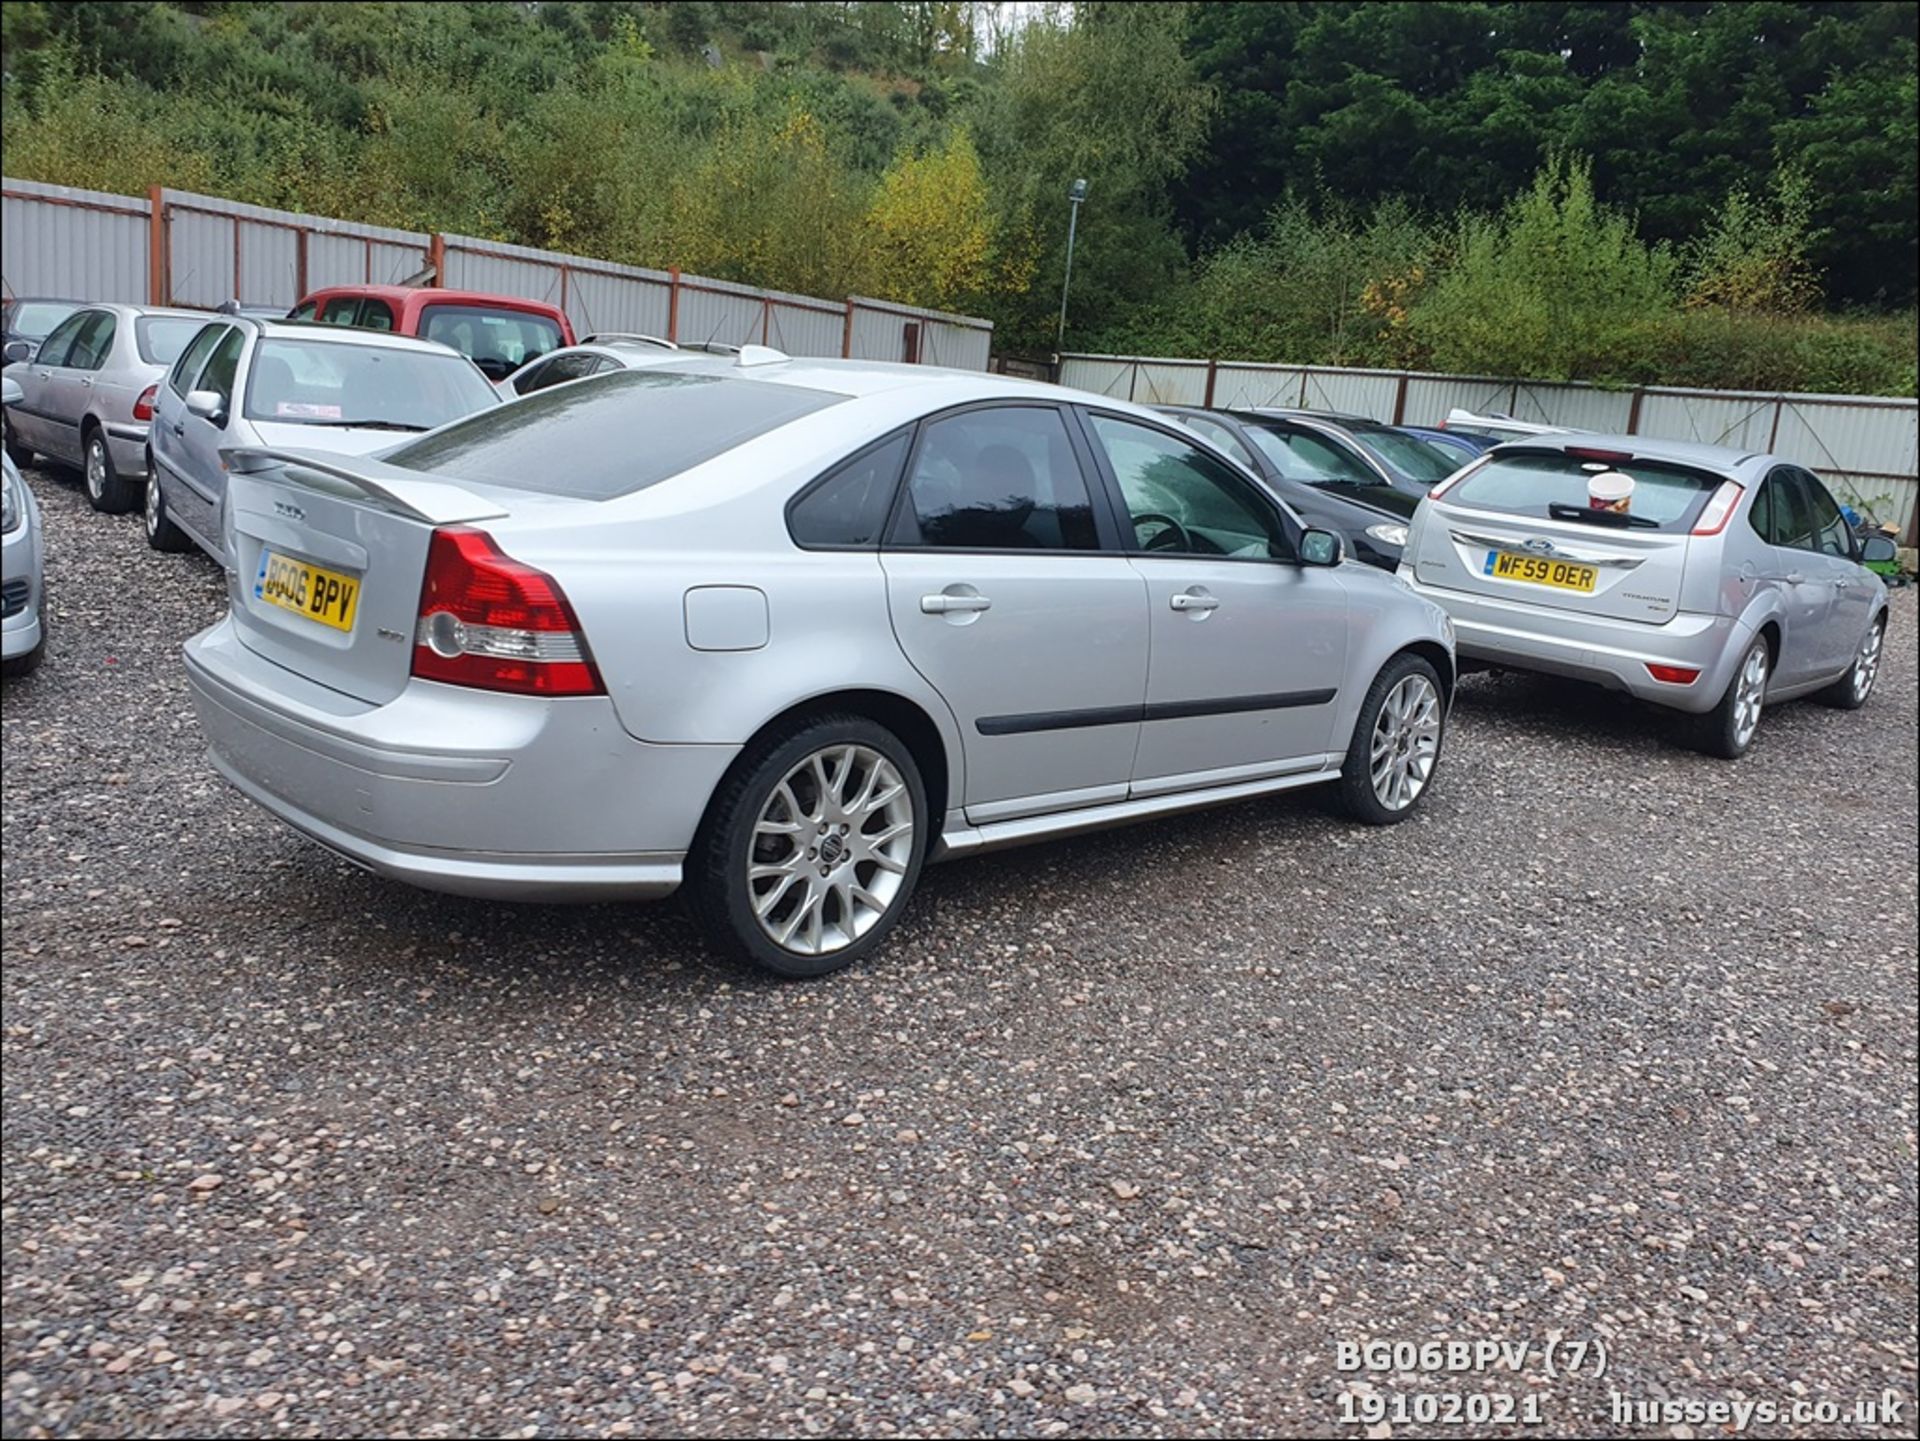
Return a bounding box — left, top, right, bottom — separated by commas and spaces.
860, 129, 1004, 310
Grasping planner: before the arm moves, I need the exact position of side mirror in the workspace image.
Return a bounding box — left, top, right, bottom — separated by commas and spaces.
1, 376, 22, 406
1299, 528, 1343, 567
2, 340, 32, 365
1859, 535, 1897, 565
185, 389, 227, 426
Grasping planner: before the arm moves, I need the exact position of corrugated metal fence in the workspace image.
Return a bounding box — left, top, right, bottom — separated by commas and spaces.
1, 176, 993, 368
1060, 353, 1920, 544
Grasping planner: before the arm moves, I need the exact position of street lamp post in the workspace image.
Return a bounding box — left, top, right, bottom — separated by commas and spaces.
1056, 178, 1087, 354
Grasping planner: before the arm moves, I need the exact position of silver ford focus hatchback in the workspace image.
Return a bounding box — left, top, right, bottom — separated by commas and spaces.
1399, 434, 1893, 758
183, 352, 1456, 976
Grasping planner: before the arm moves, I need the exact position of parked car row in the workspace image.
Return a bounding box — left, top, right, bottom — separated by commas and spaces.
2, 303, 1898, 978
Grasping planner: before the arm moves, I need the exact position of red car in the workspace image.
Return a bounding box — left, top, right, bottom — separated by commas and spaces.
290, 286, 574, 383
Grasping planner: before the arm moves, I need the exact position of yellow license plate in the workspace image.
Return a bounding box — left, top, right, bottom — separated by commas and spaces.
1486, 550, 1598, 593
254, 549, 360, 632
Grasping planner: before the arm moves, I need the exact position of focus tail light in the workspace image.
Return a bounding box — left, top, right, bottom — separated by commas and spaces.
411, 527, 604, 697
1691, 480, 1744, 536
133, 384, 158, 421
1645, 664, 1701, 685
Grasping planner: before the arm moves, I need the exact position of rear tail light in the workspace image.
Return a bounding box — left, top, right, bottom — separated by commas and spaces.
1691, 480, 1744, 536
133, 384, 158, 422
1645, 664, 1701, 685
1565, 446, 1635, 464
411, 527, 604, 696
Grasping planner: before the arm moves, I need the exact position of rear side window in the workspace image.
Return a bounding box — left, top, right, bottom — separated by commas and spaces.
892, 406, 1099, 551
137, 316, 209, 366
168, 323, 227, 396
359, 299, 395, 332
386, 368, 845, 499
1446, 450, 1723, 532
419, 304, 564, 382
789, 431, 910, 548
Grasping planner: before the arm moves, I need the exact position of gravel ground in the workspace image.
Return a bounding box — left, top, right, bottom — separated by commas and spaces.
3, 459, 1916, 1441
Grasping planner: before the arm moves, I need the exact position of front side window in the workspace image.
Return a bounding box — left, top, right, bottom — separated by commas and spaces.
196, 326, 246, 410
1799, 470, 1853, 558
64, 311, 117, 370
1088, 413, 1287, 559
893, 406, 1099, 551
168, 324, 226, 397
33, 310, 94, 368
243, 339, 499, 430
790, 431, 911, 549
419, 305, 564, 382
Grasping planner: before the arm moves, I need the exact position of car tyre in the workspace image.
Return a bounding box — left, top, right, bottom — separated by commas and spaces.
84, 427, 138, 514
1334, 651, 1446, 825
1813, 614, 1885, 711
688, 713, 929, 979
1693, 634, 1770, 759
1, 637, 45, 678
144, 462, 190, 553
2, 415, 30, 470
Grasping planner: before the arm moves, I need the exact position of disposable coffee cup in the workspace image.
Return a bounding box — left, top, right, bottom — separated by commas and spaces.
1588, 471, 1635, 514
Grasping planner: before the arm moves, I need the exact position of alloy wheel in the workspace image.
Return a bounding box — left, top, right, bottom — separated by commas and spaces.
1852, 622, 1884, 703
1733, 642, 1768, 748
86, 437, 107, 501
145, 470, 163, 538
1369, 673, 1442, 811
748, 743, 914, 957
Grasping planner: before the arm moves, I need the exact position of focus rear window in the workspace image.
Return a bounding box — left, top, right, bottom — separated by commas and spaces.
1449, 451, 1723, 532
385, 369, 846, 500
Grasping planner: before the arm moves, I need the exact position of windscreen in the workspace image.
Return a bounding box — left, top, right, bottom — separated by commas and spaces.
1350, 427, 1462, 486
384, 368, 847, 499
242, 339, 499, 431
136, 316, 210, 366
1447, 451, 1725, 531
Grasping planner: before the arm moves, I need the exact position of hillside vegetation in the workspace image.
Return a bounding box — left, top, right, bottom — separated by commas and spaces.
1, 1, 1913, 394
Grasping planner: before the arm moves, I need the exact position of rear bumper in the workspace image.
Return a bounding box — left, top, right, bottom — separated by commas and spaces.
105, 423, 150, 477
183, 616, 741, 900
1399, 573, 1747, 714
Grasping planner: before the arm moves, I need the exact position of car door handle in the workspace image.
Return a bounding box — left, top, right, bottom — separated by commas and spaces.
1782, 571, 1805, 585
77, 377, 93, 388
171, 423, 185, 437
921, 594, 991, 614
1170, 591, 1220, 612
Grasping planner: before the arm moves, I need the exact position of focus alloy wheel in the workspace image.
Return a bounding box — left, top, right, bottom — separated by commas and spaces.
1851, 621, 1883, 704
1731, 640, 1768, 750
748, 743, 915, 957
1369, 672, 1442, 812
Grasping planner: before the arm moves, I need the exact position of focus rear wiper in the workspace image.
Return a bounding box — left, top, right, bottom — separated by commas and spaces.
1547, 502, 1660, 529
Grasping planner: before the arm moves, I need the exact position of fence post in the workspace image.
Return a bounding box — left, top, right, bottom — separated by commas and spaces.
428, 233, 447, 288
842, 298, 855, 358
295, 230, 308, 301
762, 296, 772, 346
1767, 399, 1784, 453
1626, 387, 1645, 434
146, 185, 168, 305
1127, 362, 1139, 402
1204, 359, 1218, 407
667, 267, 681, 342
1391, 372, 1409, 424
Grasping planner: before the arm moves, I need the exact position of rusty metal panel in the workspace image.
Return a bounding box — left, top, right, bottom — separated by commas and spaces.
1, 177, 150, 303
567, 267, 672, 341
1768, 394, 1918, 476
1635, 391, 1778, 452
1056, 355, 1133, 398
167, 208, 236, 307
763, 292, 844, 358
437, 235, 565, 306
234, 220, 299, 307
1213, 364, 1307, 409
1297, 366, 1401, 419
161, 190, 426, 306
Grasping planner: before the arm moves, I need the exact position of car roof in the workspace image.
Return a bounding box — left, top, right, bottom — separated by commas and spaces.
1492, 431, 1764, 473
302, 284, 568, 314
246, 319, 470, 359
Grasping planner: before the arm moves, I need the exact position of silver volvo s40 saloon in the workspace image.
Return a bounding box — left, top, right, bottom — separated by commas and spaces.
1399, 434, 1893, 758
183, 351, 1457, 976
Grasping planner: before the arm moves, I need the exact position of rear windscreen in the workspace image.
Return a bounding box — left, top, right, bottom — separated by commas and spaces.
136, 316, 212, 366
384, 369, 847, 499
1448, 451, 1724, 531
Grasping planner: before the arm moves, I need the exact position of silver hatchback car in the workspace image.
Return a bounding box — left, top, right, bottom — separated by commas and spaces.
183, 353, 1456, 977
1, 303, 212, 511
1399, 435, 1893, 757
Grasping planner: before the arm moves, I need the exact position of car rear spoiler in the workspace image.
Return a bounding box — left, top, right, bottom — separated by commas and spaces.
222, 446, 509, 525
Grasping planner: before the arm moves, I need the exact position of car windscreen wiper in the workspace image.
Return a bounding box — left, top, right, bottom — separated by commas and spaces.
297, 419, 430, 432
1547, 501, 1661, 529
